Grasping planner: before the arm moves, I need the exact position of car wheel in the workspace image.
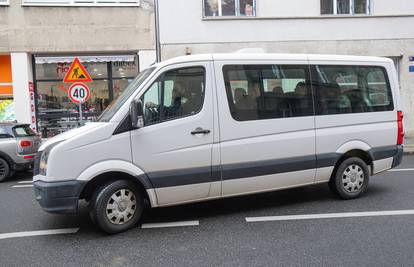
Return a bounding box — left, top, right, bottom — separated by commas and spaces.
0, 158, 11, 182
89, 180, 143, 234
329, 157, 370, 200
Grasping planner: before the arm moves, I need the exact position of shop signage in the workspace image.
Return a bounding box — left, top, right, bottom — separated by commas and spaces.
409, 56, 414, 62
28, 82, 37, 132
68, 83, 90, 104
63, 58, 93, 83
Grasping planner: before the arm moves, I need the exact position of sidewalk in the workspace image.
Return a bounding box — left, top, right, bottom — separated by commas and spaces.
404, 137, 414, 154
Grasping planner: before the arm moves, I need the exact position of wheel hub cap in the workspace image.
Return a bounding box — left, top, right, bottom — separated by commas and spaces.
342, 164, 365, 193
106, 189, 137, 225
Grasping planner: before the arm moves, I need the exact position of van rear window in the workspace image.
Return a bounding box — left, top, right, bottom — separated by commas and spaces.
313, 65, 394, 115
13, 125, 36, 137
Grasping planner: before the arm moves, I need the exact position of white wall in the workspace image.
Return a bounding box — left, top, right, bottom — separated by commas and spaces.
257, 0, 320, 17
372, 0, 414, 15
138, 50, 156, 70
159, 0, 414, 45
11, 53, 32, 126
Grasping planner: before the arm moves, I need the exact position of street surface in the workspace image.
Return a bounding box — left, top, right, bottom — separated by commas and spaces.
1, 155, 414, 266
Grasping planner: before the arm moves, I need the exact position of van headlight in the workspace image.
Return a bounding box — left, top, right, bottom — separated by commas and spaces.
38, 141, 63, 176
39, 151, 49, 176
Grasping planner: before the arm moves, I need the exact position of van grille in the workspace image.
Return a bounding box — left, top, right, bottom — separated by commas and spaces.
33, 151, 42, 176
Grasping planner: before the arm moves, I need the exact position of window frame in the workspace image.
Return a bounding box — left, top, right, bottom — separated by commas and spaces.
222, 64, 314, 122
140, 66, 207, 127
203, 0, 256, 18
21, 0, 140, 7
321, 0, 370, 15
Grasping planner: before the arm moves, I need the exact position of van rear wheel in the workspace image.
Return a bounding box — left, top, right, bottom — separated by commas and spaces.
329, 157, 370, 199
89, 180, 143, 234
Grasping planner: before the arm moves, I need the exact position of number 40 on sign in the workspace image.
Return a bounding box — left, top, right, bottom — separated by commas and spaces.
68, 83, 90, 104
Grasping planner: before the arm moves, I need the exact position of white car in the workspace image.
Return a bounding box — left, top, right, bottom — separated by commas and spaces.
33, 53, 404, 234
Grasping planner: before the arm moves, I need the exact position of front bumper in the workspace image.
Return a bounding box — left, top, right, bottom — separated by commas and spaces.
13, 161, 34, 171
34, 180, 85, 214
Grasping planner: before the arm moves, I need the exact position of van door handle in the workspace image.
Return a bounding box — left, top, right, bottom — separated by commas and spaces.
191, 128, 211, 135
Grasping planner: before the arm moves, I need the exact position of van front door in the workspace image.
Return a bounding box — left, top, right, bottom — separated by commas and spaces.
130, 63, 215, 206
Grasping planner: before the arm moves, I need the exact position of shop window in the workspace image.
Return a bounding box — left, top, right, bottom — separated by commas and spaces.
321, 0, 370, 15
36, 62, 107, 80
22, 0, 140, 7
34, 55, 139, 138
204, 0, 256, 17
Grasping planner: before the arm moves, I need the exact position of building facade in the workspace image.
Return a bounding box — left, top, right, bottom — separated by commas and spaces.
0, 0, 155, 137
158, 0, 414, 139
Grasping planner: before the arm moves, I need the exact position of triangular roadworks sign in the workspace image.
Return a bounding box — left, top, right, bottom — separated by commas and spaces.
63, 58, 93, 83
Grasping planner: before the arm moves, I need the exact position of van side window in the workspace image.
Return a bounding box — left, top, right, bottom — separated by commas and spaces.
223, 65, 313, 121
140, 67, 205, 125
313, 65, 394, 115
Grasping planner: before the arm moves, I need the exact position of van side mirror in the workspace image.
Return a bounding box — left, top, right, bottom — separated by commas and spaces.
130, 99, 144, 129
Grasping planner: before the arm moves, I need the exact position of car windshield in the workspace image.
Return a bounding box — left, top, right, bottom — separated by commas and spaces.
98, 67, 155, 122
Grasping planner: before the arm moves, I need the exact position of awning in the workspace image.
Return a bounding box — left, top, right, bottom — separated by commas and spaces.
35, 55, 136, 64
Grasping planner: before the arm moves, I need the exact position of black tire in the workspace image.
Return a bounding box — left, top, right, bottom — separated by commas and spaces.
89, 180, 144, 234
0, 158, 11, 182
329, 157, 370, 200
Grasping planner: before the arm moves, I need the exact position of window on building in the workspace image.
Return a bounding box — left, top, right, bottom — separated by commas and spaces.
0, 0, 9, 5
321, 0, 370, 15
223, 65, 313, 122
34, 55, 139, 138
22, 0, 140, 6
313, 65, 393, 115
141, 67, 205, 125
204, 0, 256, 17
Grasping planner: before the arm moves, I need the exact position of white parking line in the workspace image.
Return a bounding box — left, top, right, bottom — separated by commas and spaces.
388, 168, 414, 172
141, 220, 199, 229
246, 210, 414, 223
17, 181, 33, 184
12, 185, 34, 188
0, 228, 79, 240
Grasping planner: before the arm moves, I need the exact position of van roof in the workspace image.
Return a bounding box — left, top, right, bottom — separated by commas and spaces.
154, 53, 393, 68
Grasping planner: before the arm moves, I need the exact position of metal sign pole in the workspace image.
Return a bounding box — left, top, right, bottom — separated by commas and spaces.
79, 103, 83, 126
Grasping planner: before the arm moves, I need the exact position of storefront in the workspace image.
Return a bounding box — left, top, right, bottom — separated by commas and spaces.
33, 55, 139, 138
0, 55, 15, 122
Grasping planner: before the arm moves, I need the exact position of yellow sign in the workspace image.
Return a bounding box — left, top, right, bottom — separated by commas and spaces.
63, 58, 92, 83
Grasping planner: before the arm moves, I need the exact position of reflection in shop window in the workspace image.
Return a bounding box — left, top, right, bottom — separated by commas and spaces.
204, 0, 256, 17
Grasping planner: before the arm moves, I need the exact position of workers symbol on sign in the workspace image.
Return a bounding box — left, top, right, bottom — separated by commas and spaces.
71, 67, 86, 79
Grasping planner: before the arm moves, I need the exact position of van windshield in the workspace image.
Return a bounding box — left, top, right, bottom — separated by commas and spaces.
98, 67, 155, 122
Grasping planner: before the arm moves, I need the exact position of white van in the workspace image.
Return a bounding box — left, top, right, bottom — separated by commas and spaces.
33, 54, 404, 233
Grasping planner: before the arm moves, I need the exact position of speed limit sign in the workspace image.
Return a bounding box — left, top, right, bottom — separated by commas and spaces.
68, 83, 90, 104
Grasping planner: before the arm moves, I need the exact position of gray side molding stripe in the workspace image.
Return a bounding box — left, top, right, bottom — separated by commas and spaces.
143, 145, 399, 189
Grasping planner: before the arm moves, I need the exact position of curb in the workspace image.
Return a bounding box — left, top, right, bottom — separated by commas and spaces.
403, 145, 414, 155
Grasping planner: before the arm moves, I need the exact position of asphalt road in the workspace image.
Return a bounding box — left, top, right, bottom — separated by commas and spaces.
1, 156, 414, 267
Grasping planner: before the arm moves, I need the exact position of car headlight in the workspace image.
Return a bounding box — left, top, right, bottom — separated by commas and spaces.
38, 140, 63, 176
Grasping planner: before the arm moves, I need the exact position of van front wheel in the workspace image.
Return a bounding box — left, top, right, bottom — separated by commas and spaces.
89, 180, 143, 234
329, 157, 370, 200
